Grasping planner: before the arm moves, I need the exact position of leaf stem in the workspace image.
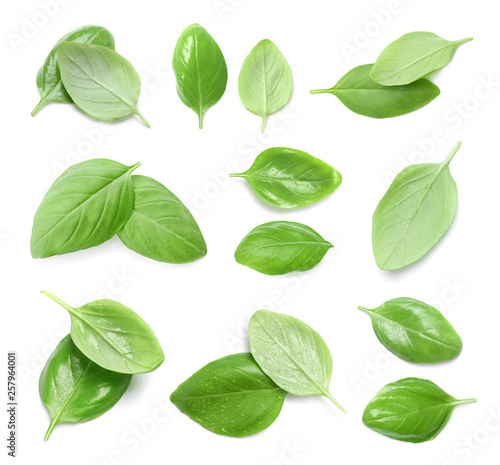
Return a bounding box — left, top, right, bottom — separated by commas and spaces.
41, 290, 75, 315
198, 112, 203, 129
456, 37, 474, 45
310, 88, 332, 94
44, 419, 58, 441
455, 398, 477, 405
443, 141, 462, 166
229, 172, 244, 178
31, 98, 46, 117
261, 115, 267, 133
135, 109, 151, 128
323, 390, 347, 413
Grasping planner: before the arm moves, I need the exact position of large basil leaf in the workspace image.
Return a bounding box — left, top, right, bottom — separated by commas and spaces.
363, 378, 476, 442
230, 147, 342, 208
172, 23, 227, 128
117, 175, 207, 263
171, 353, 287, 437
249, 310, 345, 412
30, 158, 139, 259
370, 32, 473, 86
372, 142, 460, 270
235, 221, 332, 275
238, 39, 293, 132
358, 298, 462, 363
40, 335, 131, 440
42, 291, 164, 374
58, 42, 150, 127
32, 25, 115, 116
310, 64, 440, 118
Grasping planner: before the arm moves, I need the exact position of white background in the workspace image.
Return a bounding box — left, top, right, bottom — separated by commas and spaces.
1, 0, 499, 464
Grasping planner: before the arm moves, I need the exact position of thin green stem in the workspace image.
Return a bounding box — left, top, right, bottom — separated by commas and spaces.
135, 109, 151, 128
310, 88, 332, 94
455, 398, 477, 405
443, 141, 462, 166
44, 419, 58, 441
261, 115, 267, 133
455, 37, 473, 45
357, 306, 372, 314
198, 112, 203, 129
323, 390, 347, 413
31, 98, 46, 117
41, 290, 75, 315
229, 173, 244, 178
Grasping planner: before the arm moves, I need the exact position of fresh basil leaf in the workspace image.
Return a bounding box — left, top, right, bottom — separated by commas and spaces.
42, 291, 165, 374
57, 42, 150, 127
310, 64, 440, 118
235, 221, 332, 275
31, 159, 139, 259
249, 310, 345, 412
172, 23, 228, 128
370, 32, 473, 86
372, 142, 461, 270
171, 353, 287, 437
117, 175, 207, 263
230, 147, 342, 208
32, 25, 115, 116
238, 39, 293, 132
40, 334, 131, 440
363, 378, 476, 442
358, 298, 463, 363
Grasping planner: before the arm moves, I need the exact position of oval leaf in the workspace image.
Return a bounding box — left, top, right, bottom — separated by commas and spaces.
40, 334, 131, 440
372, 142, 460, 270
248, 310, 345, 412
58, 42, 150, 127
117, 175, 207, 263
235, 221, 333, 275
171, 353, 287, 437
32, 25, 115, 116
363, 378, 476, 442
370, 32, 473, 86
172, 23, 228, 128
42, 291, 165, 374
358, 297, 463, 363
230, 147, 342, 208
238, 39, 293, 132
31, 159, 139, 259
310, 64, 440, 118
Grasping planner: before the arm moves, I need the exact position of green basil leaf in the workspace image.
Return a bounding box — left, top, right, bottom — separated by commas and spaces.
370, 32, 473, 86
40, 334, 131, 440
117, 175, 207, 263
171, 353, 286, 437
230, 147, 342, 208
32, 25, 115, 116
30, 158, 139, 259
57, 42, 150, 127
372, 142, 460, 270
249, 310, 345, 412
235, 221, 333, 275
310, 64, 440, 118
172, 23, 228, 128
238, 39, 293, 132
42, 291, 165, 374
358, 298, 462, 363
363, 378, 476, 443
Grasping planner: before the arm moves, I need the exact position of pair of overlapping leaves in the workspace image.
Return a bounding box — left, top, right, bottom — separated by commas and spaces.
39, 291, 164, 439
30, 158, 207, 264
170, 310, 345, 437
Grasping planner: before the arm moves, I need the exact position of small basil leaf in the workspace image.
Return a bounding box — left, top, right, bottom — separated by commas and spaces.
171, 353, 287, 437
370, 32, 473, 86
117, 175, 207, 263
235, 221, 333, 275
238, 39, 293, 132
372, 142, 460, 270
363, 378, 476, 443
42, 291, 165, 374
58, 42, 150, 127
32, 25, 115, 116
249, 310, 345, 412
358, 298, 463, 363
31, 158, 139, 259
40, 334, 131, 440
310, 64, 440, 118
172, 23, 228, 128
230, 147, 342, 208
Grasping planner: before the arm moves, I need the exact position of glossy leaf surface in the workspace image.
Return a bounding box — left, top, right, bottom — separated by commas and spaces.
42, 291, 164, 374
363, 378, 476, 442
31, 159, 139, 258
40, 335, 131, 440
171, 353, 287, 437
372, 142, 460, 270
358, 297, 463, 363
310, 64, 440, 118
230, 147, 342, 208
249, 310, 345, 412
235, 221, 332, 275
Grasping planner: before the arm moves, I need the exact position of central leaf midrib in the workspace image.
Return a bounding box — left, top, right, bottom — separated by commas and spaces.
178, 387, 284, 399
239, 241, 331, 255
